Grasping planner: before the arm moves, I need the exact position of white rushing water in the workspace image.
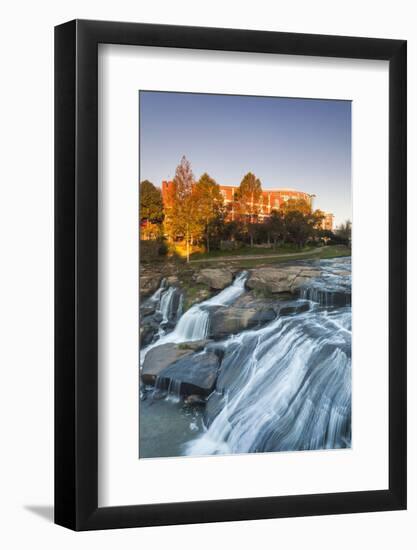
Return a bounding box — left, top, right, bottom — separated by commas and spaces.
141, 258, 352, 455
184, 258, 352, 455
140, 271, 248, 363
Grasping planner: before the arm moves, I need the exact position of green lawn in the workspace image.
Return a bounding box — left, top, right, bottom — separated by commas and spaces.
189, 244, 313, 260
193, 245, 351, 269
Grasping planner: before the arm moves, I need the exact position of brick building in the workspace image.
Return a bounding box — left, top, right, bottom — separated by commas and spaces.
321, 212, 335, 231
217, 185, 314, 218
161, 181, 334, 231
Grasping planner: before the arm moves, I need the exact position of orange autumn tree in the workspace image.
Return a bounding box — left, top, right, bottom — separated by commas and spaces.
164, 156, 203, 262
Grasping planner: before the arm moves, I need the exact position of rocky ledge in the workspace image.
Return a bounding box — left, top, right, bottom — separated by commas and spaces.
195, 268, 234, 290
141, 340, 218, 396
246, 265, 322, 294
207, 305, 276, 340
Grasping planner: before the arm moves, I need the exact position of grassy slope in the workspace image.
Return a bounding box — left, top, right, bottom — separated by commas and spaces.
190, 244, 313, 260
191, 245, 350, 269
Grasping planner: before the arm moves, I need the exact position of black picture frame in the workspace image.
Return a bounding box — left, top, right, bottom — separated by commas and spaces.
55, 19, 407, 531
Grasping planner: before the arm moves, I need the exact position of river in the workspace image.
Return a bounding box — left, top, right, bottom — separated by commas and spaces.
139, 257, 351, 458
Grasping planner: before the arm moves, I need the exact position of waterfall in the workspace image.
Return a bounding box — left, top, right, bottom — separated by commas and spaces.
299, 257, 351, 307
172, 306, 211, 341
185, 305, 351, 455
153, 375, 182, 403
142, 279, 182, 328
203, 271, 248, 306
158, 286, 177, 324
144, 277, 167, 305
140, 272, 248, 363
184, 259, 352, 456
166, 271, 248, 341
140, 259, 352, 457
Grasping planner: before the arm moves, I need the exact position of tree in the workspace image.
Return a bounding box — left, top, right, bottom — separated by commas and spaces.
234, 172, 263, 247
318, 229, 334, 245
164, 156, 202, 262
280, 198, 312, 216
335, 220, 352, 246
280, 198, 325, 248
267, 209, 286, 248
193, 173, 224, 253
139, 180, 163, 224
283, 210, 312, 248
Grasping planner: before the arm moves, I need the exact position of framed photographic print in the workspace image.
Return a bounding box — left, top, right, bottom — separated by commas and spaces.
55, 20, 407, 530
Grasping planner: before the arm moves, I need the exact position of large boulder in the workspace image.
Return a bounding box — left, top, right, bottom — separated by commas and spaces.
208, 306, 276, 340
141, 343, 195, 385
231, 291, 312, 317
246, 266, 321, 294
196, 268, 233, 290
140, 322, 158, 348
157, 351, 220, 396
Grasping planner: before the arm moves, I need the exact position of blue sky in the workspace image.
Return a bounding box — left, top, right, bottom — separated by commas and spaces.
139, 91, 351, 227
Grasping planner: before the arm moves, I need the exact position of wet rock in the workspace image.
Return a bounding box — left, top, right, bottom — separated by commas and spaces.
299, 288, 351, 307
278, 301, 311, 316
184, 394, 207, 406
177, 339, 211, 352
196, 268, 233, 290
204, 390, 225, 427
246, 266, 321, 294
141, 343, 194, 385
183, 287, 211, 310
140, 273, 162, 296
140, 303, 157, 317
208, 306, 276, 340
158, 351, 220, 396
140, 323, 158, 347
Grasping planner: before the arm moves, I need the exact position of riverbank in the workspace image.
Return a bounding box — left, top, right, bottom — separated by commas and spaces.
139, 256, 352, 458
140, 244, 350, 307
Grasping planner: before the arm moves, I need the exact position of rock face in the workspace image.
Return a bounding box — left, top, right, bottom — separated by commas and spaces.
140, 303, 157, 317
157, 351, 220, 396
246, 266, 321, 294
141, 343, 195, 385
208, 306, 276, 340
278, 301, 311, 316
196, 268, 233, 290
140, 273, 162, 296
177, 339, 212, 352
183, 288, 211, 311
140, 322, 159, 347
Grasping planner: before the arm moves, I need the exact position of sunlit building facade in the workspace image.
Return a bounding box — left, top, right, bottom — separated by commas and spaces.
161, 181, 334, 231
